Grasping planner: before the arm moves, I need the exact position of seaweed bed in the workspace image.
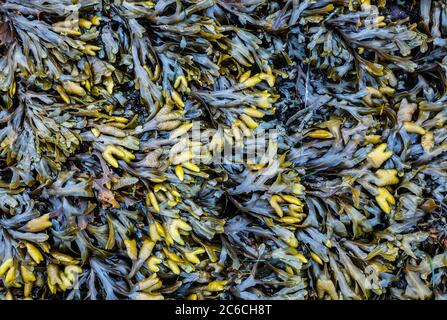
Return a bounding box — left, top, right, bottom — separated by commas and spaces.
0, 0, 447, 300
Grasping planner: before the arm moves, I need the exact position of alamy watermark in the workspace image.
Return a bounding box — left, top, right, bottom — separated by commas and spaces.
169, 121, 279, 170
